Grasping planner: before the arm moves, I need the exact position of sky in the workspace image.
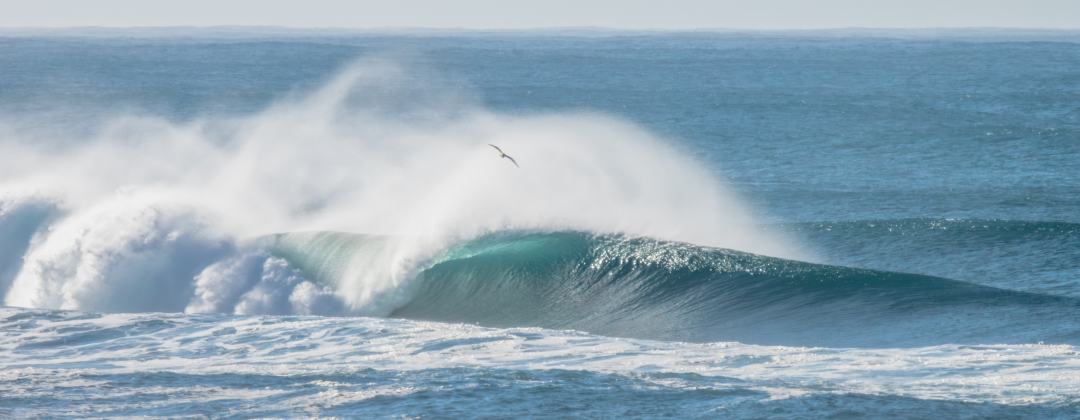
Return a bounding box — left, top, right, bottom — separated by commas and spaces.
0, 0, 1077, 30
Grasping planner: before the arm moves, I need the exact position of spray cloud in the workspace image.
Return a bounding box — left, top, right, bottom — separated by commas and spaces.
0, 59, 800, 316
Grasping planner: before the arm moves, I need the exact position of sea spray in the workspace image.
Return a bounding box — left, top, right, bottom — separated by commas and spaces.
0, 59, 800, 315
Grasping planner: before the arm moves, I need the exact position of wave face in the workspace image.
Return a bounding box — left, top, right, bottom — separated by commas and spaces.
257, 230, 1080, 348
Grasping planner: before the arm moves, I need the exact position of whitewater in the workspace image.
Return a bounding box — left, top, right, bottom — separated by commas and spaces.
2, 30, 1079, 418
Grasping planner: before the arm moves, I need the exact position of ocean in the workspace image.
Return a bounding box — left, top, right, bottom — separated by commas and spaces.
1, 29, 1079, 418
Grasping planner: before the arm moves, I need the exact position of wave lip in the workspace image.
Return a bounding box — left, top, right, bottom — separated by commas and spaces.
386, 231, 1080, 348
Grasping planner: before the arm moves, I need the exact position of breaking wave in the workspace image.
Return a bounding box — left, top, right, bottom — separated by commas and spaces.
268, 230, 1080, 348
5, 59, 1073, 348
0, 59, 801, 327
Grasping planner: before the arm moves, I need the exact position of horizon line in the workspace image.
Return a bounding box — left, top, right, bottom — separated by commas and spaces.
2, 25, 1080, 32
2, 24, 1080, 30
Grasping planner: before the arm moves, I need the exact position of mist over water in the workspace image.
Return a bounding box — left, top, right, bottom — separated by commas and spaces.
0, 59, 799, 317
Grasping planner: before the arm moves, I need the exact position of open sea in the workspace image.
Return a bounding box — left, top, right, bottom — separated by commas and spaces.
1, 29, 1079, 418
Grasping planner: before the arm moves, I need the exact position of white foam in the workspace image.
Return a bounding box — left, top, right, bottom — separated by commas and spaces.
185, 252, 270, 315
5, 195, 233, 312
3, 308, 1077, 407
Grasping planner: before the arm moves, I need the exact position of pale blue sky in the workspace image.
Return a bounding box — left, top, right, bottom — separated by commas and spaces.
1, 0, 1077, 29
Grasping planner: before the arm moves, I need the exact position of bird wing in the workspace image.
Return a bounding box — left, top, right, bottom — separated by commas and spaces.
505, 155, 520, 168
488, 144, 503, 153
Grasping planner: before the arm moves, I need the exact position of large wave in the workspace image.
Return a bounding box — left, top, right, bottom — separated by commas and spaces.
260, 230, 1080, 348
0, 60, 801, 322
6, 59, 1073, 348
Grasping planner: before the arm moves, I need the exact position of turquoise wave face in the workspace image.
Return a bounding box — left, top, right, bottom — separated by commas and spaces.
265, 230, 1080, 348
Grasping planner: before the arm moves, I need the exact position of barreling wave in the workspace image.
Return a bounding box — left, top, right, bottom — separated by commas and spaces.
4, 190, 1078, 348
0, 58, 808, 329
262, 230, 1080, 349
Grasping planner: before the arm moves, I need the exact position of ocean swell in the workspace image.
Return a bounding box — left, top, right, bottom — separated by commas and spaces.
787, 218, 1080, 297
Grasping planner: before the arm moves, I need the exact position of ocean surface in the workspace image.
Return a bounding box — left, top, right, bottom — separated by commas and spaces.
1, 29, 1079, 418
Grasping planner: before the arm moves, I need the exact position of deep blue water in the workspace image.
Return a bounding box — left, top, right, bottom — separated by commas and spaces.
1, 30, 1079, 418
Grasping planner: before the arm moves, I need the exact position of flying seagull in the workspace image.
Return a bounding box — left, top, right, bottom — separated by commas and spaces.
488, 144, 519, 168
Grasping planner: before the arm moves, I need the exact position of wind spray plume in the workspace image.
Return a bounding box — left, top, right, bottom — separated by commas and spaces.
1, 58, 803, 317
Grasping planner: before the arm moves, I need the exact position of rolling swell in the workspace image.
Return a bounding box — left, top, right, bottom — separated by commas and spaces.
785, 219, 1080, 297
385, 231, 1080, 348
